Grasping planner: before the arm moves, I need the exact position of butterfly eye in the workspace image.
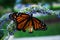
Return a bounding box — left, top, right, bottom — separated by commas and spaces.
12, 13, 17, 18
13, 15, 16, 18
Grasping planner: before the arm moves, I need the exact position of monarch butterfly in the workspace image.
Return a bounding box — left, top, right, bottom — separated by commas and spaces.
9, 12, 47, 33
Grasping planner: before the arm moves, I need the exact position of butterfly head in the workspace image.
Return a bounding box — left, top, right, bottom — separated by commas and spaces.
9, 12, 17, 20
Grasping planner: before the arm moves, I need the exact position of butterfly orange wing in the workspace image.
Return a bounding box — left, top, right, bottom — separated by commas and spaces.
15, 14, 30, 31
32, 17, 46, 30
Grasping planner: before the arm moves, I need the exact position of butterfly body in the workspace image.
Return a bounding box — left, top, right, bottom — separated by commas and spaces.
9, 12, 47, 32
